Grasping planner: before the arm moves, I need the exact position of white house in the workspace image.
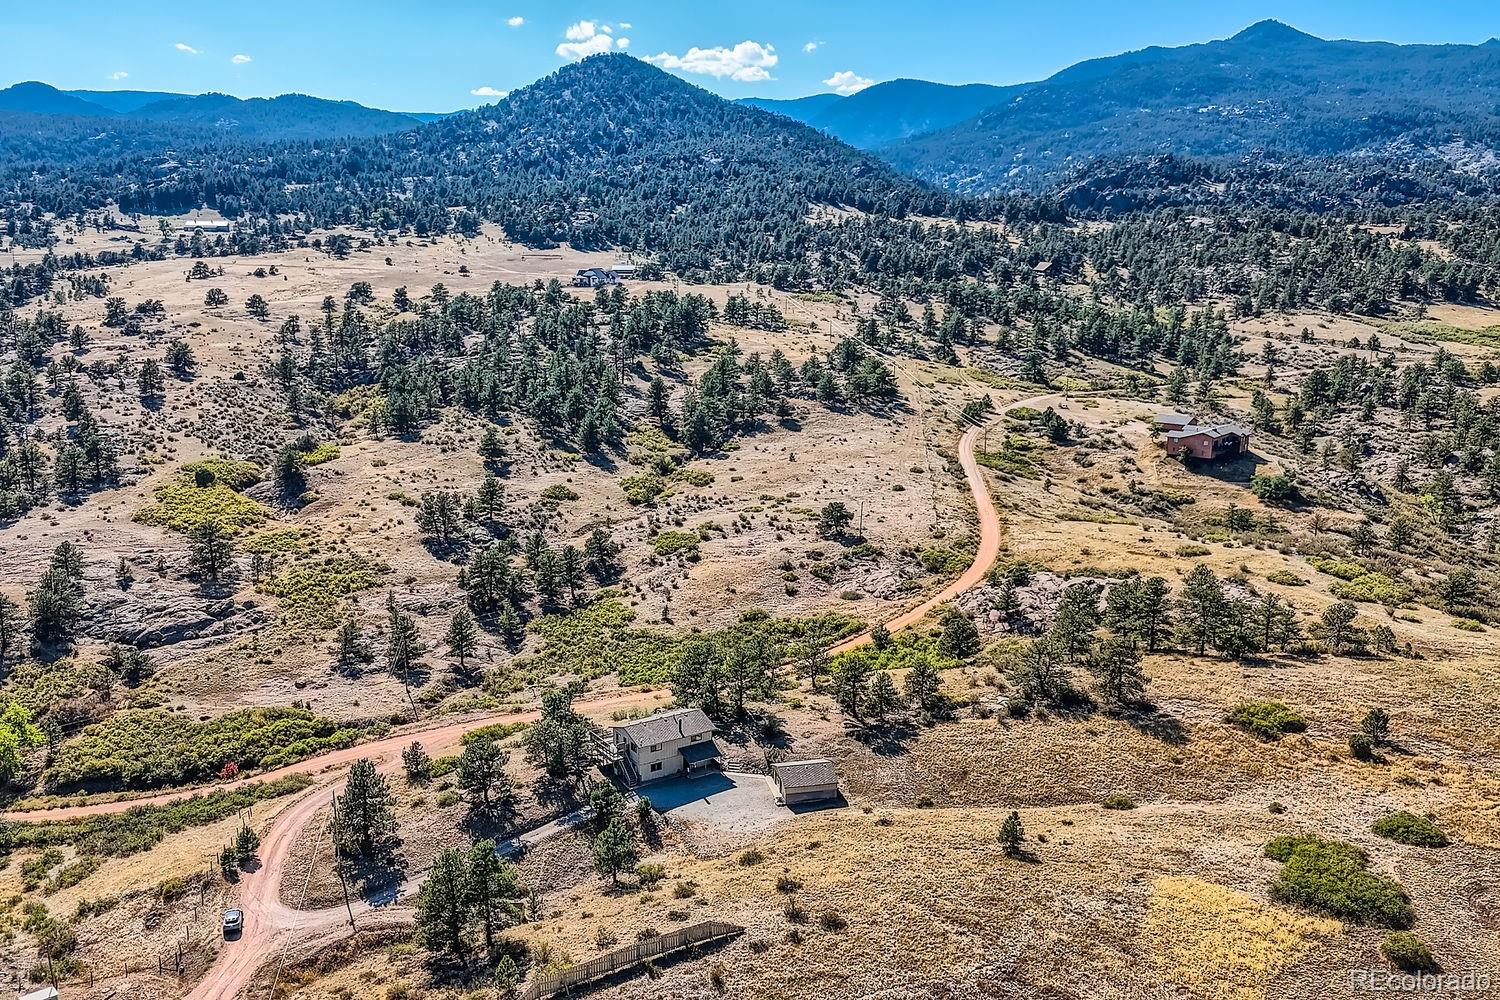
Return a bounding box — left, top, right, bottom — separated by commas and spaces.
612, 707, 721, 785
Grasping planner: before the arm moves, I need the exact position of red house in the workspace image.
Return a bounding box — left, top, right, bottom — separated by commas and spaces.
1165, 422, 1251, 460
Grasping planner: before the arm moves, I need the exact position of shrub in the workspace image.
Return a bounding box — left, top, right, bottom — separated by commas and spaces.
539, 484, 579, 503
46, 709, 358, 791
1372, 812, 1449, 848
782, 898, 808, 923
1349, 732, 1375, 761
737, 848, 765, 866
1450, 617, 1485, 632
8, 777, 311, 857
136, 471, 269, 534
816, 910, 848, 931
651, 530, 701, 557
1264, 835, 1412, 927
775, 875, 802, 894
1227, 701, 1307, 740
1331, 573, 1413, 606
1381, 931, 1441, 973
259, 557, 381, 623
1265, 570, 1307, 586
1101, 794, 1137, 810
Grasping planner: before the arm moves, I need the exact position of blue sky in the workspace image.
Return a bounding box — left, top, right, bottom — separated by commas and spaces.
4, 0, 1500, 112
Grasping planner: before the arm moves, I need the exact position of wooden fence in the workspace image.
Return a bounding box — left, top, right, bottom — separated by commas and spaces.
519, 920, 744, 1000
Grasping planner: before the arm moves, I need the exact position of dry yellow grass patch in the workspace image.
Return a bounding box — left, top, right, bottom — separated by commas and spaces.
1145, 875, 1340, 1000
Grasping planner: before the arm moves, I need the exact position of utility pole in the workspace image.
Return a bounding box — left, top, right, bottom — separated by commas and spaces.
329, 792, 356, 927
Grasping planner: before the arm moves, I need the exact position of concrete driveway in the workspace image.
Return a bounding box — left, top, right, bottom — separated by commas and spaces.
635, 771, 788, 835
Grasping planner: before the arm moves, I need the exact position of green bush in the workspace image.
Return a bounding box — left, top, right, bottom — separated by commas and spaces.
1264, 835, 1412, 927
1372, 811, 1449, 848
1101, 794, 1137, 810
259, 556, 381, 622
621, 473, 668, 505
539, 484, 579, 503
1330, 572, 1413, 606
1227, 701, 1307, 740
136, 472, 269, 534
47, 709, 359, 791
9, 776, 312, 857
651, 530, 701, 557
1381, 931, 1441, 973
1265, 570, 1307, 586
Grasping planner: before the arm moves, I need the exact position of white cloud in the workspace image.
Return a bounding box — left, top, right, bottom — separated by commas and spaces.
556, 20, 628, 60
645, 41, 778, 82
231, 53, 252, 64
507, 15, 525, 27
109, 70, 129, 81
174, 42, 199, 55
471, 86, 508, 98
824, 70, 874, 95
803, 41, 822, 54
619, 22, 632, 29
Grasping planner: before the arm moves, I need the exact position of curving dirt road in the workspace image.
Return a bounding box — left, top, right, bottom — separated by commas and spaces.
825, 393, 1050, 656
17, 397, 1037, 999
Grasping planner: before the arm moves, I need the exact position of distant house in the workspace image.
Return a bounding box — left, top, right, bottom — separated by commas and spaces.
574, 267, 613, 287
572, 264, 638, 288
771, 759, 840, 806
1155, 412, 1196, 433
1165, 422, 1251, 460
612, 708, 722, 785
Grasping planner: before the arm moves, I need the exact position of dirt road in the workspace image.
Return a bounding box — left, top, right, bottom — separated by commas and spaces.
825, 393, 1050, 656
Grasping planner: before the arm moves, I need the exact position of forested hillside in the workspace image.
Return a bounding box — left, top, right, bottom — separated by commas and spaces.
883, 20, 1500, 192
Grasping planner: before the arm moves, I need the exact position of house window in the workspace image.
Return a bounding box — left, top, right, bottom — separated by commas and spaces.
691, 734, 703, 742
650, 761, 663, 773
649, 743, 661, 752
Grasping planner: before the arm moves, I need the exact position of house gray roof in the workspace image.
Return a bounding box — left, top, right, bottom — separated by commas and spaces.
1167, 423, 1249, 440
772, 758, 839, 790
1156, 412, 1195, 426
616, 708, 714, 747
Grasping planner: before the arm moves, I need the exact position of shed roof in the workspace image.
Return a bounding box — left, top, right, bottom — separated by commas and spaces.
616, 707, 714, 746
772, 758, 839, 790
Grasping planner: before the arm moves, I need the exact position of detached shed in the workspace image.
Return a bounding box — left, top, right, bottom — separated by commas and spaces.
772, 759, 840, 806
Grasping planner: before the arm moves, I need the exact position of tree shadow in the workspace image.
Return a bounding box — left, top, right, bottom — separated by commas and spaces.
1115, 705, 1188, 745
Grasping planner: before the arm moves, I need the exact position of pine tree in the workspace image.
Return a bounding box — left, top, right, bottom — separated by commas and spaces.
865, 670, 901, 720
937, 606, 981, 659
332, 759, 397, 858
592, 817, 639, 885
999, 811, 1025, 856
385, 592, 422, 681
402, 741, 432, 784
904, 656, 942, 717
188, 518, 235, 583
457, 735, 513, 818
416, 848, 471, 958
466, 841, 519, 950
445, 606, 480, 674
1088, 637, 1147, 708
335, 615, 374, 670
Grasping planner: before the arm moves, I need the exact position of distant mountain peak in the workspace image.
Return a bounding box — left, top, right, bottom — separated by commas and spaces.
1229, 19, 1321, 46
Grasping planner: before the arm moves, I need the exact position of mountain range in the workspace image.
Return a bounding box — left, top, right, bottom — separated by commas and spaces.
742, 20, 1500, 194
0, 81, 427, 140
741, 80, 1019, 149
